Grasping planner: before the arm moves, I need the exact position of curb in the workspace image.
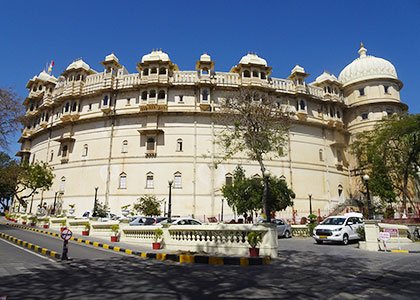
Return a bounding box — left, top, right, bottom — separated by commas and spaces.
0, 231, 61, 259
379, 249, 420, 254
2, 222, 271, 265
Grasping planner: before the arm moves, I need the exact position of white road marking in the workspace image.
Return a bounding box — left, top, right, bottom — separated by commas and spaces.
0, 237, 56, 263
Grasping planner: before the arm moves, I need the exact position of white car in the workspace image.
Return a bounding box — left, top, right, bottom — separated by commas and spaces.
313, 213, 364, 245
160, 217, 202, 225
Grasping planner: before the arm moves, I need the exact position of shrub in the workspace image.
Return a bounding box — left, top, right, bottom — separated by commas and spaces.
29, 216, 37, 223
356, 226, 366, 241
154, 228, 164, 242
60, 219, 67, 227
110, 225, 119, 236
247, 232, 262, 248
84, 223, 91, 231
307, 214, 318, 236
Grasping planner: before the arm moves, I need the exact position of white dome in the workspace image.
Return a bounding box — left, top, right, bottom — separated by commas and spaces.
239, 53, 267, 66
315, 71, 338, 83
37, 70, 57, 82
200, 53, 211, 62
142, 50, 170, 63
66, 59, 91, 72
339, 46, 398, 87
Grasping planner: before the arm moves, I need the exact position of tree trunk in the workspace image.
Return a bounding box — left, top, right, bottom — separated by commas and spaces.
258, 159, 270, 222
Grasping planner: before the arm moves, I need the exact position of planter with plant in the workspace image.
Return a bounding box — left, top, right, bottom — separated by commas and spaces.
110, 225, 119, 242
29, 216, 37, 226
153, 228, 164, 249
42, 218, 50, 228
60, 219, 67, 231
307, 214, 318, 237
121, 205, 130, 217
82, 223, 90, 236
247, 231, 262, 257
21, 215, 28, 225
68, 204, 76, 216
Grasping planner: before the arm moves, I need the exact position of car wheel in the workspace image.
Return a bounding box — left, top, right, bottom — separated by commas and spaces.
284, 230, 291, 238
342, 234, 349, 245
316, 240, 323, 244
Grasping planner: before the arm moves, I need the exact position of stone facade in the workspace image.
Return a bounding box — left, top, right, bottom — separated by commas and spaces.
16, 45, 407, 221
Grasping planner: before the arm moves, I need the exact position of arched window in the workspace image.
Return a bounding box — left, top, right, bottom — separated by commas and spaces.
202, 90, 209, 101
146, 172, 154, 188
338, 184, 343, 199
174, 172, 182, 188
299, 100, 306, 111
30, 104, 34, 111
50, 150, 54, 162
60, 177, 66, 191
327, 86, 331, 93
319, 149, 324, 161
159, 67, 166, 75
225, 173, 233, 186
151, 67, 157, 74
158, 90, 165, 99
72, 102, 77, 112
337, 109, 341, 119
252, 71, 259, 78
122, 140, 128, 153
202, 68, 209, 74
45, 113, 49, 122
337, 150, 343, 163
103, 95, 109, 106
261, 72, 266, 79
243, 70, 250, 78
359, 88, 365, 96
62, 145, 68, 158
147, 137, 155, 151
330, 106, 335, 118
76, 74, 81, 81
119, 173, 127, 189
143, 69, 149, 76
65, 102, 70, 112
176, 139, 183, 152
141, 91, 148, 100
149, 90, 156, 98
83, 144, 88, 157
38, 85, 42, 91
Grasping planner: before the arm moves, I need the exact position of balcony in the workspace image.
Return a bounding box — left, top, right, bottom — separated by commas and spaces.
60, 113, 80, 122
145, 152, 157, 158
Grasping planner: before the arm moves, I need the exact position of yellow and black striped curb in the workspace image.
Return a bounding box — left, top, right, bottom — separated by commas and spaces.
3, 222, 271, 265
379, 249, 420, 254
0, 232, 60, 259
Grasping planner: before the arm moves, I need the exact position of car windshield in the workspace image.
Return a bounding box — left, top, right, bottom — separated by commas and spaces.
321, 217, 346, 225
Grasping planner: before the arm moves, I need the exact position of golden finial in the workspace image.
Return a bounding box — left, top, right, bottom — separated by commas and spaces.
360, 42, 364, 48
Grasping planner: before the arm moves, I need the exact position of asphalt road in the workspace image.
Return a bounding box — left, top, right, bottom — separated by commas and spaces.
1, 225, 420, 299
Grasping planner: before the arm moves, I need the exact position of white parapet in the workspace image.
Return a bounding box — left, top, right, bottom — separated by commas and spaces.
68, 219, 90, 233
90, 221, 119, 236
50, 217, 67, 229
120, 223, 278, 258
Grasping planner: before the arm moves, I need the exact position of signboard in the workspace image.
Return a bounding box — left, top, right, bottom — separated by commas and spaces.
379, 232, 391, 241
60, 229, 73, 241
383, 228, 398, 236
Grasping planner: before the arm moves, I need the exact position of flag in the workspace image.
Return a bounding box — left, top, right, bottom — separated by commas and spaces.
48, 61, 55, 73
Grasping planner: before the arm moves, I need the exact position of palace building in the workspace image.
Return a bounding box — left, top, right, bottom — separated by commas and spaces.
16, 45, 407, 221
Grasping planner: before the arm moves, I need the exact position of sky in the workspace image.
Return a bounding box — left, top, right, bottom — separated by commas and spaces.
1, 0, 419, 157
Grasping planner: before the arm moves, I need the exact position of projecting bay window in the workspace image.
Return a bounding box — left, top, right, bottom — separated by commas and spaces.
138, 129, 164, 158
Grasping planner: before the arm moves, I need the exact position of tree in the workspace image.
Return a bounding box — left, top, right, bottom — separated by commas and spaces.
13, 161, 55, 207
351, 113, 420, 211
221, 165, 295, 217
216, 88, 290, 221
0, 88, 24, 151
133, 195, 163, 216
0, 152, 20, 211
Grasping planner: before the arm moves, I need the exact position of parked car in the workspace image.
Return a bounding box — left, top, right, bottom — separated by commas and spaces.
313, 212, 364, 245
166, 217, 202, 225
271, 219, 292, 238
155, 217, 168, 224
129, 216, 156, 226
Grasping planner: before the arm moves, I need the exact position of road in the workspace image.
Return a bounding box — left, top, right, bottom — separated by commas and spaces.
1, 225, 420, 299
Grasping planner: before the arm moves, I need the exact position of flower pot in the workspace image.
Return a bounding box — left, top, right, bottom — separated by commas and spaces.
60, 227, 67, 232
14, 220, 17, 223
82, 230, 89, 236
43, 225, 49, 229
152, 242, 161, 250
111, 236, 118, 242
22, 222, 27, 225
30, 223, 36, 227
249, 248, 260, 257
68, 208, 75, 216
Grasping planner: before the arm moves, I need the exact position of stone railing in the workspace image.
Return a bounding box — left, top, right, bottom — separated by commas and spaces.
291, 225, 310, 237
90, 221, 119, 236
67, 218, 90, 233
50, 217, 67, 229
120, 223, 278, 257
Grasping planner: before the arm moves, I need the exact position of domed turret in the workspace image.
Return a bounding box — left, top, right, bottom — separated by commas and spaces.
141, 49, 170, 63
230, 52, 271, 81
238, 53, 267, 66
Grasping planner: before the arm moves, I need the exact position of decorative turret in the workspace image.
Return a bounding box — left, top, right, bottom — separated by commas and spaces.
195, 53, 215, 75
287, 65, 309, 85
136, 49, 178, 77
100, 53, 122, 74
230, 52, 272, 83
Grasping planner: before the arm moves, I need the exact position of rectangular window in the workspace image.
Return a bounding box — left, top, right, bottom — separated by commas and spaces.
146, 176, 154, 188
225, 176, 233, 186
361, 112, 368, 120
174, 174, 182, 188
359, 88, 365, 96
127, 98, 131, 105
384, 85, 389, 94
120, 175, 127, 189
386, 108, 393, 116
88, 103, 92, 111
178, 95, 184, 102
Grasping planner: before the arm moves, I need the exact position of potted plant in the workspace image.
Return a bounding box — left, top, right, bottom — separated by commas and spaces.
82, 223, 90, 236
29, 216, 37, 227
110, 225, 119, 242
21, 215, 28, 225
247, 231, 262, 257
43, 218, 50, 229
68, 204, 75, 216
60, 219, 67, 231
153, 228, 164, 249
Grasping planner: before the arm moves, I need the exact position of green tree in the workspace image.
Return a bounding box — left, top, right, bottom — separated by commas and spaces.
13, 161, 55, 207
216, 88, 290, 221
0, 152, 20, 211
133, 195, 163, 216
0, 88, 24, 151
221, 165, 295, 216
351, 113, 420, 210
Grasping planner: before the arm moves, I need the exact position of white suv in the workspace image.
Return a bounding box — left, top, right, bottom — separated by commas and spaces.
313, 213, 364, 245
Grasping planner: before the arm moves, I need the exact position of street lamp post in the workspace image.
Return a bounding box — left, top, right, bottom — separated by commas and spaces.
168, 180, 173, 222
221, 199, 224, 222
53, 192, 58, 215
363, 174, 373, 220
263, 170, 270, 222
308, 194, 313, 215
93, 187, 98, 217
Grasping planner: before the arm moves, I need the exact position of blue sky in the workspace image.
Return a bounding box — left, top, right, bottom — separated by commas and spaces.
1, 0, 419, 157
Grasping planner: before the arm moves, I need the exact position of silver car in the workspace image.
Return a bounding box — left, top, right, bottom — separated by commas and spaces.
271, 219, 292, 238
